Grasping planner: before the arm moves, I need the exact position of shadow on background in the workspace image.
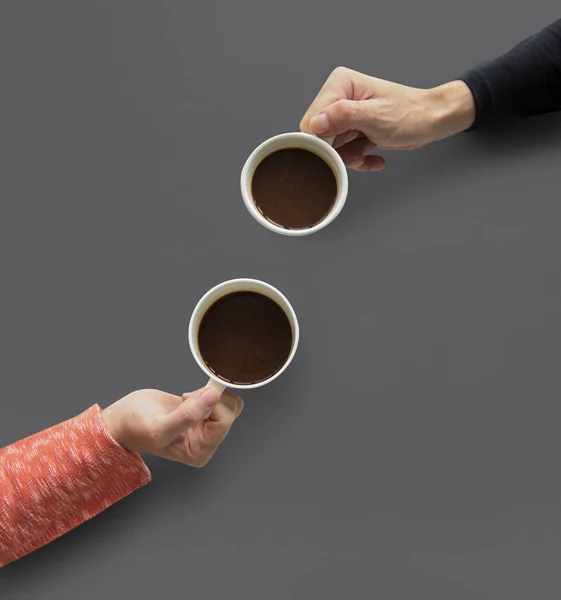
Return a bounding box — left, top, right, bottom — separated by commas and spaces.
342, 111, 561, 227
467, 111, 561, 153
288, 553, 489, 600
294, 109, 561, 556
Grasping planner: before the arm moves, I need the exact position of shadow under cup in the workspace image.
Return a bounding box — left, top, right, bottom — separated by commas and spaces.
188, 279, 299, 390
241, 133, 348, 236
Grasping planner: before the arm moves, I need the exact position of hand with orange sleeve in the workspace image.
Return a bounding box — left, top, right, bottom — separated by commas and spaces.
0, 387, 243, 567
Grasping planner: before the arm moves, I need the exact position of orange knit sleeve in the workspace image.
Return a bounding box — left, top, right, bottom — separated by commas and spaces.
0, 405, 151, 567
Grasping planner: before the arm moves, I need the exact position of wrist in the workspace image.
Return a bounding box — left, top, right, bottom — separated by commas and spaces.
425, 80, 476, 140
101, 405, 129, 450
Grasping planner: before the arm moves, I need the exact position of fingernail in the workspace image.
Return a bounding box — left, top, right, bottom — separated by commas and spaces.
200, 389, 219, 410
310, 113, 330, 135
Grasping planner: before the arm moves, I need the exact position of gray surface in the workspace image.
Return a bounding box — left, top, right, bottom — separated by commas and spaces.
1, 1, 561, 598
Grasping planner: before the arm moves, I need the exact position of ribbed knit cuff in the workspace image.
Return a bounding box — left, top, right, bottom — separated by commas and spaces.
458, 67, 495, 130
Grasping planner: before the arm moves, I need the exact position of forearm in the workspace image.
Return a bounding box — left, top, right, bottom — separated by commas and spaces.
0, 405, 151, 567
459, 18, 561, 125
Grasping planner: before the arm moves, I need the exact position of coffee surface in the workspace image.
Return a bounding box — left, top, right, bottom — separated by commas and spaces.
251, 148, 337, 229
198, 292, 293, 385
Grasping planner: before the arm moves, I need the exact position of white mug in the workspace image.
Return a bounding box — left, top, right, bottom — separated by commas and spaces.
188, 278, 300, 395
240, 132, 348, 236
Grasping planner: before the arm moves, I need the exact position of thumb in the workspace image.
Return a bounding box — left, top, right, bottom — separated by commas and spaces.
156, 388, 220, 446
309, 99, 371, 137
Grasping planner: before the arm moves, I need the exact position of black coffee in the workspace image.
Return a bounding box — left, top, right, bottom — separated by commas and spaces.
251, 148, 337, 229
198, 292, 293, 385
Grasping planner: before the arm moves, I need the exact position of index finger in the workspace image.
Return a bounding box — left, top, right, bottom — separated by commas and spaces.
209, 390, 244, 421
300, 67, 356, 133
200, 393, 243, 453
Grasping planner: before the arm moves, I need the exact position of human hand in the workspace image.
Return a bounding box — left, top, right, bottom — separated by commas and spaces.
300, 67, 476, 171
101, 387, 243, 467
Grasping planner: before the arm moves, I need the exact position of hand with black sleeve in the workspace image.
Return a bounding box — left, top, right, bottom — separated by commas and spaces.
300, 19, 561, 171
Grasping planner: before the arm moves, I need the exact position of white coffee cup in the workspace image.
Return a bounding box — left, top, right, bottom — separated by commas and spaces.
241, 133, 348, 236
188, 278, 300, 395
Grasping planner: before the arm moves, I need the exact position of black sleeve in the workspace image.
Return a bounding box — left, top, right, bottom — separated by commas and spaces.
459, 19, 561, 127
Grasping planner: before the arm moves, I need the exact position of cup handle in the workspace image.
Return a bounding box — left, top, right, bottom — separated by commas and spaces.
206, 378, 226, 396
319, 135, 335, 146
203, 378, 226, 419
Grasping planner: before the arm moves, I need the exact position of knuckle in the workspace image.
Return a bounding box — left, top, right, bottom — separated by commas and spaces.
191, 456, 209, 468
149, 428, 165, 447
179, 408, 197, 426
336, 100, 357, 119
212, 420, 232, 439
331, 65, 349, 78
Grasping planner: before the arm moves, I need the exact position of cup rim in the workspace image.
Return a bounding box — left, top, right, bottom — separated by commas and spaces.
240, 132, 348, 237
188, 278, 300, 390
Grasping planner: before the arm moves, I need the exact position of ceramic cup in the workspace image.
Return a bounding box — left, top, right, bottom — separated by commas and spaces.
188, 278, 300, 395
241, 132, 348, 236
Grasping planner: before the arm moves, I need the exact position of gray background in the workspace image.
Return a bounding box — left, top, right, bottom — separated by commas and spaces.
1, 1, 561, 598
